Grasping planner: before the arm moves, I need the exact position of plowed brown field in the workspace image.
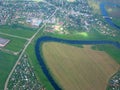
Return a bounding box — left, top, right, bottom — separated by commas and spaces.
42, 42, 119, 90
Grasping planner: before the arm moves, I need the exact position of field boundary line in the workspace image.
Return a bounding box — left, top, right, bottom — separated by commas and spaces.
0, 32, 29, 40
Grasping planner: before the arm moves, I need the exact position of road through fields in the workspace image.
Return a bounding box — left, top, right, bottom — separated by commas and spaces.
4, 8, 58, 90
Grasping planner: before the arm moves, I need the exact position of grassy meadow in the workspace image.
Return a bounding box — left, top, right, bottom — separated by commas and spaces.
0, 25, 36, 52
0, 25, 36, 38
0, 24, 36, 89
0, 34, 27, 52
0, 51, 17, 90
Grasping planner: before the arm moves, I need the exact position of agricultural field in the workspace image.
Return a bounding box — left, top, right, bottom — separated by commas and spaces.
0, 34, 26, 52
0, 0, 119, 90
0, 25, 36, 52
0, 25, 36, 38
0, 25, 36, 89
42, 42, 119, 90
92, 44, 120, 64
0, 51, 17, 90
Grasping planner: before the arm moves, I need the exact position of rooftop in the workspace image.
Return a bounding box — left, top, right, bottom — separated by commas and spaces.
0, 37, 10, 47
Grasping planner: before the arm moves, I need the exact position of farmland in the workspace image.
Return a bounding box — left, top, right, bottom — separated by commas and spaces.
0, 51, 17, 90
0, 25, 36, 38
0, 25, 36, 89
0, 34, 27, 52
42, 42, 119, 90
0, 0, 120, 90
0, 25, 36, 52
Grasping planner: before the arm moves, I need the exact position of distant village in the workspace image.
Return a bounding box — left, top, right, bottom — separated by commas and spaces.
0, 0, 119, 37
0, 1, 120, 90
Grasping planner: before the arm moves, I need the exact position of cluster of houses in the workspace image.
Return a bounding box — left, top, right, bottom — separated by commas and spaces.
109, 71, 120, 90
26, 18, 42, 27
0, 1, 55, 28
8, 55, 44, 90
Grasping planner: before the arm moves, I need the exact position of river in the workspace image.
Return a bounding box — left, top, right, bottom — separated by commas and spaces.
100, 2, 120, 29
34, 2, 120, 90
35, 36, 120, 90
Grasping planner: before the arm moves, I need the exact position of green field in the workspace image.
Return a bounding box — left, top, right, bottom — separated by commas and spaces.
44, 28, 120, 42
0, 51, 17, 90
0, 25, 36, 90
0, 25, 36, 38
0, 34, 27, 52
0, 24, 37, 52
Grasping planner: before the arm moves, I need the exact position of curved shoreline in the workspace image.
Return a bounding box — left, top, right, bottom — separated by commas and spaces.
34, 2, 120, 90
100, 2, 120, 30
35, 36, 120, 90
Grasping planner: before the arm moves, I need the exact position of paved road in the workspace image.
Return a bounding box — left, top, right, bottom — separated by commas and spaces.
4, 7, 58, 90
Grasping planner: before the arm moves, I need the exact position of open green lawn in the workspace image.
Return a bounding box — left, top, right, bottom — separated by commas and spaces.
44, 28, 120, 42
0, 34, 27, 52
0, 51, 17, 90
0, 25, 36, 38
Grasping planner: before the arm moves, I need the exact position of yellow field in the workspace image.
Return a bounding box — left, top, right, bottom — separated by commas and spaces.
42, 42, 119, 90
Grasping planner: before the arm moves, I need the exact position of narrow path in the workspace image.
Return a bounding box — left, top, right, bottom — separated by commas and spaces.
0, 48, 18, 55
0, 32, 29, 40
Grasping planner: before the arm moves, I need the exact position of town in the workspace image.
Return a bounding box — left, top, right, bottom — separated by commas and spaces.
8, 54, 44, 90
0, 0, 120, 90
0, 0, 119, 36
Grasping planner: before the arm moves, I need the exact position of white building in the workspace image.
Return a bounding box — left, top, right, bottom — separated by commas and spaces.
0, 38, 10, 47
31, 18, 42, 27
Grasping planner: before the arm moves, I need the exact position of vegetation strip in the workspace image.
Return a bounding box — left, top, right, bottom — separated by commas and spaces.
35, 36, 120, 90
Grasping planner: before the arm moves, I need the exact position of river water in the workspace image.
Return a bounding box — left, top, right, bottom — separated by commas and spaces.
34, 2, 120, 90
100, 2, 120, 29
35, 36, 120, 90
